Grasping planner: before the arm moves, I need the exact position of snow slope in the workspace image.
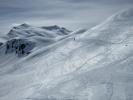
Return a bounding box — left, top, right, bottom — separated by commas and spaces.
0, 8, 133, 100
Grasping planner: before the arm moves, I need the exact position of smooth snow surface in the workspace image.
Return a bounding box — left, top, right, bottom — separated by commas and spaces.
0, 8, 133, 100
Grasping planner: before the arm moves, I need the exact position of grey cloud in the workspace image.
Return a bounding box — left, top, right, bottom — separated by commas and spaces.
0, 0, 133, 34
63, 0, 133, 4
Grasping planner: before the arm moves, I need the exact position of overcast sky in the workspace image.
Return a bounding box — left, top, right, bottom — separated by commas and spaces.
0, 0, 133, 34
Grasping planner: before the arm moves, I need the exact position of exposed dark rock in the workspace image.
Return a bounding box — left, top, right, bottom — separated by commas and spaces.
0, 42, 3, 46
5, 38, 35, 57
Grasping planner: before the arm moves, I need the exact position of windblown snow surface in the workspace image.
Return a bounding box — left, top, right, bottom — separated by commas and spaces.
0, 8, 133, 100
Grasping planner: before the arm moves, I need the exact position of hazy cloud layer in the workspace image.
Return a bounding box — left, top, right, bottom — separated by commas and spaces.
0, 0, 132, 34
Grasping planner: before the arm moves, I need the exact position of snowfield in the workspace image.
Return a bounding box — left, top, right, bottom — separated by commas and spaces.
0, 8, 133, 100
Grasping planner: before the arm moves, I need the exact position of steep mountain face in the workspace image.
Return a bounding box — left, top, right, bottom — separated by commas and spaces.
0, 8, 133, 100
5, 39, 35, 57
1, 24, 72, 57
0, 42, 3, 46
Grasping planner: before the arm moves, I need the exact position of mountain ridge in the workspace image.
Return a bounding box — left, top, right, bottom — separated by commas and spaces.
7, 24, 72, 38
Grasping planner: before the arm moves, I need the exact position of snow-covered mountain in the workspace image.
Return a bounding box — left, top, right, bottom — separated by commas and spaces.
7, 24, 71, 39
0, 8, 133, 100
0, 24, 72, 58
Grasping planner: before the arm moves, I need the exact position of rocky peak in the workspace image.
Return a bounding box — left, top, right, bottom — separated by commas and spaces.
5, 38, 35, 57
